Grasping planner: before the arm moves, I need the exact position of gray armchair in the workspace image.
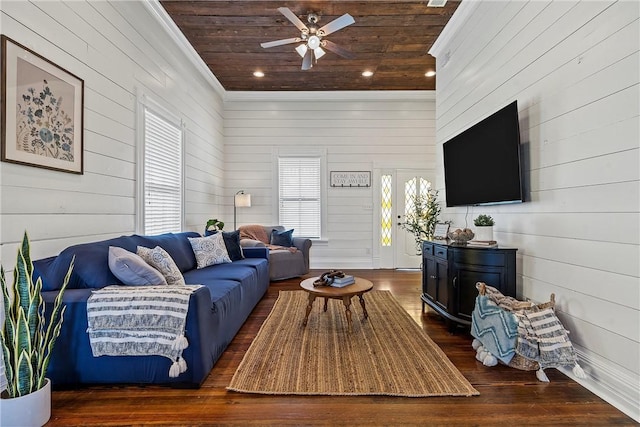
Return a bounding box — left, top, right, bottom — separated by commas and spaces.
239, 225, 312, 281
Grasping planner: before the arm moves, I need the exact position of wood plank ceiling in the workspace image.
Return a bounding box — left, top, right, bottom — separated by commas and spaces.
160, 1, 461, 91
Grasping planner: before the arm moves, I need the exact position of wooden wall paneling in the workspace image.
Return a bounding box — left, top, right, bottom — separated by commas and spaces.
0, 1, 225, 261
431, 1, 639, 419
523, 257, 639, 309
224, 96, 435, 268
1, 1, 89, 59
557, 314, 640, 377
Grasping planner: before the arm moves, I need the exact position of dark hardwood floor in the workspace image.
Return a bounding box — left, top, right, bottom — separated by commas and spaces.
48, 270, 634, 426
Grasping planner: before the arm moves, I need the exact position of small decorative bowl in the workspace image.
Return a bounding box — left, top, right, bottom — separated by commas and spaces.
447, 228, 475, 244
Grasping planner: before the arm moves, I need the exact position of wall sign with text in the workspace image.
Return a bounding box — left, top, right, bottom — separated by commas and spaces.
330, 171, 371, 187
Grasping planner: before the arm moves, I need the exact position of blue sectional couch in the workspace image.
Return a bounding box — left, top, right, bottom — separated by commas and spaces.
35, 232, 269, 388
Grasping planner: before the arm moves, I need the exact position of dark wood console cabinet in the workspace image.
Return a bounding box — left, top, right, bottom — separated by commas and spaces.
421, 240, 517, 329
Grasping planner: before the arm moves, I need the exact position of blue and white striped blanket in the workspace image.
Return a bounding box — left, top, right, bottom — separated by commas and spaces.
87, 285, 202, 377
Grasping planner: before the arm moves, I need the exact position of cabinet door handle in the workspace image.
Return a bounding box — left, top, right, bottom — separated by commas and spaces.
453, 276, 457, 289
430, 275, 436, 279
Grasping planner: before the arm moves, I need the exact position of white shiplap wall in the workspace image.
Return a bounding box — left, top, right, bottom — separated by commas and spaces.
224, 92, 436, 268
0, 0, 225, 265
430, 0, 639, 421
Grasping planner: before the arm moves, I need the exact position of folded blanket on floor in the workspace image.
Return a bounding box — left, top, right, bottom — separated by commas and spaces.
471, 295, 519, 364
87, 284, 202, 377
514, 306, 578, 370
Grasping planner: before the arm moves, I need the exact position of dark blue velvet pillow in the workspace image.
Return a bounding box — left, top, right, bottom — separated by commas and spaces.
221, 230, 244, 261
270, 228, 294, 247
204, 229, 244, 261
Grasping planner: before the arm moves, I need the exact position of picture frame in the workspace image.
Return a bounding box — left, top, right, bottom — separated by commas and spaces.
1, 35, 84, 174
433, 223, 450, 240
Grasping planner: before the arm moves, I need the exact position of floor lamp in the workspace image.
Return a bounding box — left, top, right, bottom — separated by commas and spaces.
234, 190, 251, 230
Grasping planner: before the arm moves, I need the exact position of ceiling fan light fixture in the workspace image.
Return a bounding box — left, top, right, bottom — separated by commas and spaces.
261, 8, 355, 71
295, 44, 308, 57
307, 35, 321, 50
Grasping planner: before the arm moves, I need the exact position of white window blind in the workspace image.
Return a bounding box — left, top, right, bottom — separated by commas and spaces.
278, 157, 321, 239
143, 107, 183, 235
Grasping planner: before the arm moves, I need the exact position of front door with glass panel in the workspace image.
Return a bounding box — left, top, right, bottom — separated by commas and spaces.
395, 170, 433, 269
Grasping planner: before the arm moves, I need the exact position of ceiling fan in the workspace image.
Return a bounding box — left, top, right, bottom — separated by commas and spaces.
261, 7, 355, 70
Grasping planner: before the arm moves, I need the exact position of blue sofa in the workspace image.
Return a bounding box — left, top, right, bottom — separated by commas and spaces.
35, 232, 269, 388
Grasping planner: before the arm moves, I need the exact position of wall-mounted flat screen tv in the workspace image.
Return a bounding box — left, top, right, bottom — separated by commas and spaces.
443, 101, 524, 207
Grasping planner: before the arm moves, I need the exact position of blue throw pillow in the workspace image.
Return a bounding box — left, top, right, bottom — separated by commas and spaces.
222, 230, 244, 261
204, 230, 244, 261
271, 228, 294, 247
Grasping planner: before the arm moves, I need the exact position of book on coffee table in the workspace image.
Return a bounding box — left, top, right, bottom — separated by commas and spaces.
331, 275, 355, 287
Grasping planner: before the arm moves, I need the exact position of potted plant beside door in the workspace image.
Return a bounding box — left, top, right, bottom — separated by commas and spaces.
473, 214, 495, 242
400, 189, 441, 254
0, 232, 73, 427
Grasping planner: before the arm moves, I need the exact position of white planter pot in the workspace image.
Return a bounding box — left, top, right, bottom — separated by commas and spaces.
0, 378, 51, 427
475, 226, 494, 242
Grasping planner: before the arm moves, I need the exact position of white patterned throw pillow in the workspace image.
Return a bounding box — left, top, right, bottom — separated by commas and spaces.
188, 233, 232, 269
137, 245, 186, 286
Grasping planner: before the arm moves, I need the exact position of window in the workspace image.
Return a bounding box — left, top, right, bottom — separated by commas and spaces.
381, 174, 393, 246
278, 156, 321, 239
141, 105, 183, 235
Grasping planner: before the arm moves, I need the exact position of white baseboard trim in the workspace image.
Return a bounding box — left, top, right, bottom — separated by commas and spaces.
559, 346, 639, 423
310, 262, 374, 270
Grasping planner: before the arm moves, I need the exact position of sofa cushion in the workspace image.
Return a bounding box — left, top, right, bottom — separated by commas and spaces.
37, 235, 144, 291
137, 245, 186, 286
221, 230, 244, 261
138, 232, 199, 272
270, 228, 294, 247
183, 262, 255, 285
188, 233, 232, 269
108, 246, 167, 286
206, 230, 244, 261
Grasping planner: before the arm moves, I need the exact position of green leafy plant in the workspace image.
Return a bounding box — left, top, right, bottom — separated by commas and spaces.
473, 214, 495, 226
400, 189, 441, 251
0, 231, 73, 398
206, 218, 225, 232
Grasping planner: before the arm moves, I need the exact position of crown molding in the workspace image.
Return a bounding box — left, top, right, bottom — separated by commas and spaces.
142, 0, 226, 97
224, 90, 436, 102
429, 0, 481, 59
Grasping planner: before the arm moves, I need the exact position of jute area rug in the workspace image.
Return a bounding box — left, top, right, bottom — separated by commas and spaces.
228, 290, 479, 397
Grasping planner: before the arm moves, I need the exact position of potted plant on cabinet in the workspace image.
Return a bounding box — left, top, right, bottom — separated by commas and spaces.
205, 218, 225, 236
400, 189, 441, 254
473, 214, 495, 241
0, 232, 73, 427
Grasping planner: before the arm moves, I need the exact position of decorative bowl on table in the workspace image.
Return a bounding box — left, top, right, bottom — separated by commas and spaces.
447, 228, 475, 244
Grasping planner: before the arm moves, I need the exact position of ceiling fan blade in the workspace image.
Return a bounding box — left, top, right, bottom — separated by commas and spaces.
322, 40, 355, 59
261, 38, 301, 48
301, 49, 313, 70
318, 13, 355, 36
278, 7, 309, 32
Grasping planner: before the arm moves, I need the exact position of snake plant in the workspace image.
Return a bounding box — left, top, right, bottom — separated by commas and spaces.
0, 231, 73, 397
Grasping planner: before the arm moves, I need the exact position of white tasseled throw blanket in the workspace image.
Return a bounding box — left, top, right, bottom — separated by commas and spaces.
87, 285, 202, 378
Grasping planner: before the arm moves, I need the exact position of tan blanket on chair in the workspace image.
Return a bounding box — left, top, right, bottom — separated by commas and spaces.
239, 224, 297, 253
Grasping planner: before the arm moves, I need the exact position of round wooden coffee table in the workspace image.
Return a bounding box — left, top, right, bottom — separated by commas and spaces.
300, 277, 374, 330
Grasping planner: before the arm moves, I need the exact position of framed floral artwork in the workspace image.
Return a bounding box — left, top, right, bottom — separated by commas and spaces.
1, 35, 84, 174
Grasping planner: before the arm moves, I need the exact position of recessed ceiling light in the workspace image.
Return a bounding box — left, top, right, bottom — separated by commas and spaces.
253, 71, 265, 78
362, 70, 374, 77
425, 70, 436, 77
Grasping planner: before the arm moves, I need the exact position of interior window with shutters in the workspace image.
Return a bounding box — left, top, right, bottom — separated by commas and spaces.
142, 106, 183, 235
278, 157, 321, 239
